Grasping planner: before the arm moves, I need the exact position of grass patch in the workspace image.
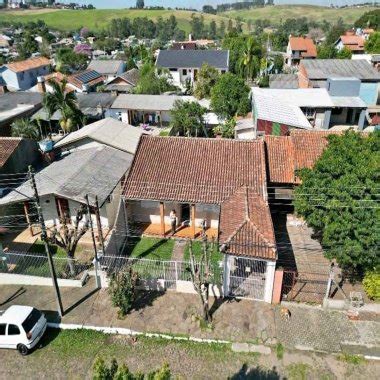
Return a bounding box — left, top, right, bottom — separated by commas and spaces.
183, 240, 223, 266
286, 363, 311, 380
338, 353, 366, 365
126, 237, 174, 261
28, 240, 68, 258
276, 342, 284, 360
158, 129, 171, 137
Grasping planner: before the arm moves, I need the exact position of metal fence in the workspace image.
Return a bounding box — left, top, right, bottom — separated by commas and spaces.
100, 255, 223, 290
282, 270, 329, 304
0, 251, 90, 280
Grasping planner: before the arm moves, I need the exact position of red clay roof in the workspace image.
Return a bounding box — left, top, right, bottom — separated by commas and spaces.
265, 131, 340, 184
123, 136, 267, 204
289, 37, 317, 58
0, 137, 22, 167
340, 35, 365, 51
219, 187, 276, 260
6, 57, 50, 73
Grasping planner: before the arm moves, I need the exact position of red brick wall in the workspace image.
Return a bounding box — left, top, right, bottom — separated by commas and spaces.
298, 63, 311, 88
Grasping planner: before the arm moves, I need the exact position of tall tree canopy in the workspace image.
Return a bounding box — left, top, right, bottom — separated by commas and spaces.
210, 73, 251, 119
365, 32, 380, 54
194, 63, 220, 100
294, 132, 380, 273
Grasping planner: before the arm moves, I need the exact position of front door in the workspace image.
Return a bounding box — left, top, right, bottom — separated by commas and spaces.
55, 197, 71, 224
181, 204, 190, 224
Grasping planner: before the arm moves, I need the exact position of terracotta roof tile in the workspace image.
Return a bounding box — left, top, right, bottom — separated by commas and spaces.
289, 37, 317, 58
340, 35, 365, 51
219, 187, 276, 260
264, 136, 295, 184
123, 136, 267, 204
264, 131, 342, 184
0, 137, 22, 167
6, 57, 50, 73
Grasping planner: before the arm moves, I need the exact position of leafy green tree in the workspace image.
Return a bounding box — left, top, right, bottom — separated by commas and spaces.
238, 36, 261, 81
336, 47, 352, 59
213, 118, 236, 139
325, 20, 346, 46
11, 118, 40, 140
317, 43, 338, 59
194, 63, 220, 100
134, 62, 176, 95
43, 79, 83, 133
294, 132, 380, 273
365, 32, 380, 54
210, 73, 251, 119
17, 32, 38, 60
273, 55, 284, 73
170, 100, 207, 137
56, 48, 88, 74
355, 9, 380, 29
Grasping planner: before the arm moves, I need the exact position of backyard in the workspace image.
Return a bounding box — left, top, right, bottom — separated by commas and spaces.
0, 328, 378, 379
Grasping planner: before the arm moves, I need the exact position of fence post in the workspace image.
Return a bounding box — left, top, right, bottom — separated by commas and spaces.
175, 261, 178, 284
162, 261, 166, 289
223, 254, 230, 297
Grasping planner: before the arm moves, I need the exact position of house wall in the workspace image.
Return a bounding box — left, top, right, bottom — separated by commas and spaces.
102, 182, 122, 228
109, 108, 171, 126
2, 65, 50, 90
128, 200, 219, 229
169, 67, 227, 88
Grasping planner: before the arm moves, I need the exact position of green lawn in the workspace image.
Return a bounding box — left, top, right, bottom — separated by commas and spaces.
183, 240, 223, 266
126, 237, 174, 261
224, 5, 377, 26
0, 9, 232, 33
28, 240, 68, 258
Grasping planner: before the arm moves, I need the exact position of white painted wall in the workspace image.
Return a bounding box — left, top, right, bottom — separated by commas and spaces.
264, 260, 276, 303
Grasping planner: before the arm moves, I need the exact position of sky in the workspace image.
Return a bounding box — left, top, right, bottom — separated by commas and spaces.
73, 1, 378, 10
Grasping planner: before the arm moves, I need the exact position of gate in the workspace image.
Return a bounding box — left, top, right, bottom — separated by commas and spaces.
227, 256, 267, 300
282, 270, 329, 304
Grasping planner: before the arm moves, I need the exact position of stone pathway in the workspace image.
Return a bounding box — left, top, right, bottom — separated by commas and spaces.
171, 239, 186, 261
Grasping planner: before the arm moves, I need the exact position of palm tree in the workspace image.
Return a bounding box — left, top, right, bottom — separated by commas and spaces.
11, 118, 40, 140
238, 37, 260, 81
43, 79, 82, 134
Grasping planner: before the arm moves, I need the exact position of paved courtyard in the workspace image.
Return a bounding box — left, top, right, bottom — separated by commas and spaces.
0, 281, 379, 355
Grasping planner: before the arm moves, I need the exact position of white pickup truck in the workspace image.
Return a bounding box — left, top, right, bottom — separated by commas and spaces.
0, 305, 47, 355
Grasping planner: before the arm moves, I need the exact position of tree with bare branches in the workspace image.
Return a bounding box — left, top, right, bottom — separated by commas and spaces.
46, 205, 89, 276
188, 234, 215, 323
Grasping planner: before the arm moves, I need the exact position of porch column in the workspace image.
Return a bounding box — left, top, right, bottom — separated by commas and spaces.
23, 201, 33, 236
358, 109, 366, 131
271, 268, 284, 304
191, 204, 196, 238
160, 202, 165, 236
264, 260, 276, 303
159, 111, 163, 128
323, 109, 332, 130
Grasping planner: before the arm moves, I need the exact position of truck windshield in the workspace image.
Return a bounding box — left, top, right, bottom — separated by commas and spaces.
22, 308, 42, 333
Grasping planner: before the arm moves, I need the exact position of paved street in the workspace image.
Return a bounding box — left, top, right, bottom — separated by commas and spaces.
0, 281, 379, 355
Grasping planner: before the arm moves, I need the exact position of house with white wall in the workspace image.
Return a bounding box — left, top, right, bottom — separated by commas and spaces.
1, 57, 51, 90
122, 136, 277, 303
0, 145, 133, 240
156, 49, 229, 88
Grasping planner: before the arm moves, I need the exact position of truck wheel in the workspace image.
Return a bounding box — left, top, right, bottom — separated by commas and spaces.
17, 344, 29, 356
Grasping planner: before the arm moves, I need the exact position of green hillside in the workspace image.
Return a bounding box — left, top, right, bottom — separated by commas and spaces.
0, 8, 232, 33
224, 5, 378, 26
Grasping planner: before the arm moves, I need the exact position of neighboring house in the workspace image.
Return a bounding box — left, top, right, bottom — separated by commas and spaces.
0, 145, 134, 232
269, 74, 299, 89
29, 72, 75, 94
32, 93, 117, 124
1, 57, 51, 91
156, 49, 229, 88
0, 92, 43, 136
87, 60, 126, 83
298, 59, 380, 106
286, 37, 317, 66
0, 137, 40, 176
104, 68, 140, 94
247, 83, 367, 138
123, 136, 277, 303
67, 69, 105, 93
54, 117, 144, 154
109, 94, 217, 128
335, 35, 365, 54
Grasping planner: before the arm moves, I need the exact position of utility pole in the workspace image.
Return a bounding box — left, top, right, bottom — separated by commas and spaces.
85, 194, 100, 289
29, 166, 64, 317
95, 195, 105, 255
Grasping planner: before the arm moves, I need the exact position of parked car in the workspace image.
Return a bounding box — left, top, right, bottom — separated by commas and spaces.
0, 305, 47, 355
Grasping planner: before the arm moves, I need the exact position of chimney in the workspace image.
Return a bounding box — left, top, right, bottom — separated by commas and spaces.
37, 76, 46, 94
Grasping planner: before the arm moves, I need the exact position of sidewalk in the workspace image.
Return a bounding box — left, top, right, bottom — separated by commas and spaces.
0, 280, 379, 355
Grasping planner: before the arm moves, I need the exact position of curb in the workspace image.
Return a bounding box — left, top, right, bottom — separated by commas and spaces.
47, 322, 231, 345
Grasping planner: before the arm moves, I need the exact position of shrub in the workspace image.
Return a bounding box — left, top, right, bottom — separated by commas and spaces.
363, 270, 380, 301
276, 343, 284, 360
93, 358, 171, 380
109, 267, 139, 318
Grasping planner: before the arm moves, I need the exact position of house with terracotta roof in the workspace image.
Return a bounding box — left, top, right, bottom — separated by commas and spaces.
286, 36, 317, 66
67, 69, 105, 93
335, 35, 365, 54
0, 137, 39, 176
122, 136, 277, 303
1, 57, 51, 91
